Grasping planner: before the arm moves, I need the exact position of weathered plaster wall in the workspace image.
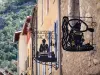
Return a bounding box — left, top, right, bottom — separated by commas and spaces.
61, 0, 100, 75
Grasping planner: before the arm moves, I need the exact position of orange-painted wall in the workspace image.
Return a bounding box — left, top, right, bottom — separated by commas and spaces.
26, 31, 32, 75
37, 0, 59, 75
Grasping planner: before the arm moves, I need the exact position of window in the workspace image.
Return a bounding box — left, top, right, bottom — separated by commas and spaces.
46, 0, 49, 14
42, 0, 43, 25
27, 56, 29, 67
53, 0, 55, 4
54, 21, 59, 68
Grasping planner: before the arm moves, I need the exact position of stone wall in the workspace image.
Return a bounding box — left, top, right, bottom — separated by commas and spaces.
61, 0, 100, 75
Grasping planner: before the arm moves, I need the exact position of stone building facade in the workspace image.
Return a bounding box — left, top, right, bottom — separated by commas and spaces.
61, 0, 100, 75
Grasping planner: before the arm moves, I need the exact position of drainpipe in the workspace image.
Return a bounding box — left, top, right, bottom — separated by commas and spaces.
35, 25, 38, 75
57, 0, 61, 75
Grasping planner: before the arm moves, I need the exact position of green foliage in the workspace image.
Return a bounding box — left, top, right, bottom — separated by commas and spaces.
17, 0, 33, 2
0, 60, 10, 68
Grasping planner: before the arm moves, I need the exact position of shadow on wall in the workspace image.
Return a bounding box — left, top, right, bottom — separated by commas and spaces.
0, 72, 3, 75
89, 71, 100, 75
